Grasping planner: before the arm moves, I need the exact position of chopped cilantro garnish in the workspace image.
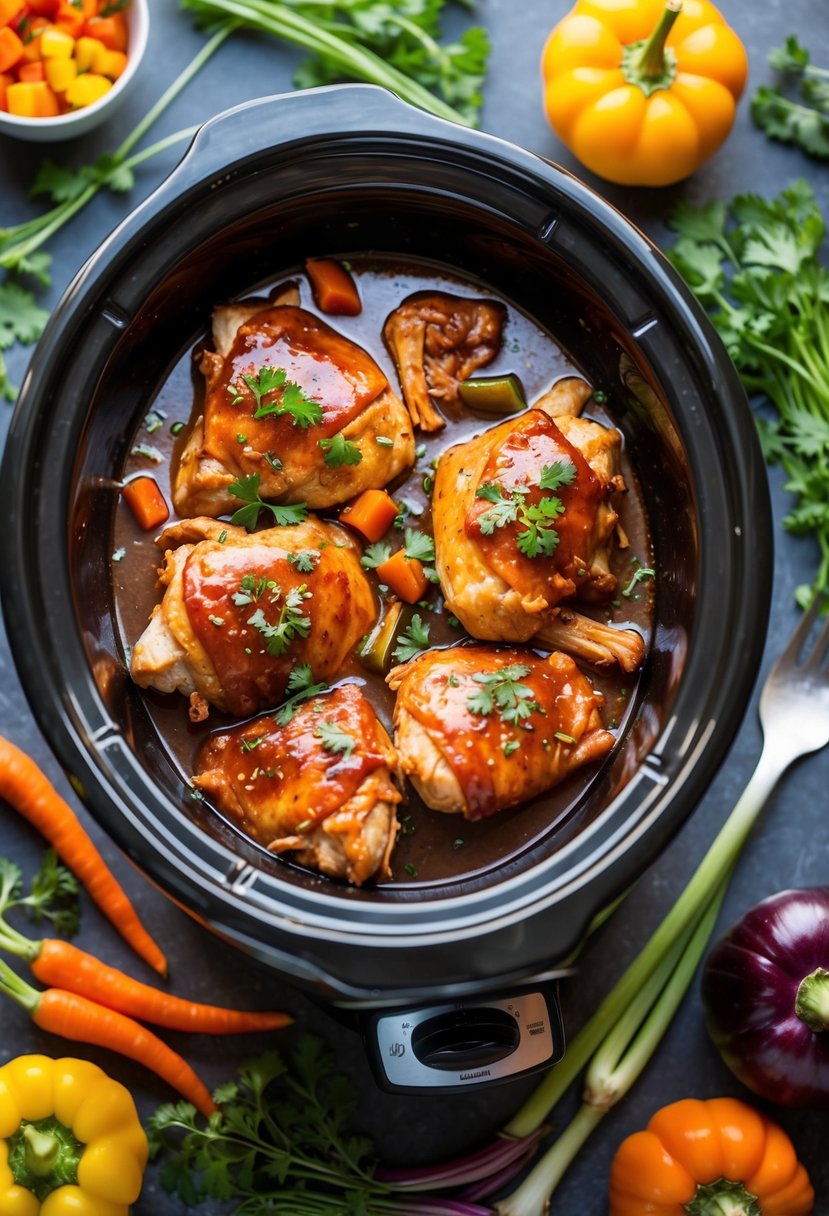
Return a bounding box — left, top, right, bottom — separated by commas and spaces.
228, 473, 308, 532
287, 549, 320, 573
466, 663, 543, 726
475, 460, 576, 559
235, 364, 323, 429
391, 613, 431, 663
319, 434, 363, 467
232, 574, 270, 606
273, 664, 328, 725
247, 585, 312, 656
360, 542, 392, 570
314, 720, 357, 760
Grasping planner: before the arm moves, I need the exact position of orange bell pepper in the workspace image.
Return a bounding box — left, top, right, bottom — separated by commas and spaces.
608, 1097, 814, 1215
540, 0, 749, 186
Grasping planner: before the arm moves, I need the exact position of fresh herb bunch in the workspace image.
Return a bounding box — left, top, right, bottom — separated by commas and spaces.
0, 851, 79, 938
752, 35, 829, 159
148, 1035, 511, 1214
666, 180, 829, 605
181, 0, 490, 127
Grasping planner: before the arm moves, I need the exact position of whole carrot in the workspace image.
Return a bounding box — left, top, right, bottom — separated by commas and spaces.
27, 938, 292, 1034
0, 956, 217, 1117
0, 736, 168, 975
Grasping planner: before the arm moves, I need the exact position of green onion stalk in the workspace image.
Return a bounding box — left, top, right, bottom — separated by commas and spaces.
179, 0, 481, 126
0, 24, 236, 277
481, 727, 811, 1214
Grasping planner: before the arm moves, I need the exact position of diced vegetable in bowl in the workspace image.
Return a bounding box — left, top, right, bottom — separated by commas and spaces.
0, 0, 147, 140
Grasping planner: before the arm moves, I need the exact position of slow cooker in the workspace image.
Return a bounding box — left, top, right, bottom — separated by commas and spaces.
0, 86, 772, 1093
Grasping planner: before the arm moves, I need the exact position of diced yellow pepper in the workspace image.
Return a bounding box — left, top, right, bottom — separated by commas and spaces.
73, 35, 105, 73
6, 80, 58, 118
45, 55, 77, 93
91, 46, 127, 80
40, 27, 75, 59
65, 72, 111, 108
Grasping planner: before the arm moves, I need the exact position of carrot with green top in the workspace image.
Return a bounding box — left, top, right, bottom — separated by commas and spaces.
0, 956, 217, 1116
0, 736, 168, 975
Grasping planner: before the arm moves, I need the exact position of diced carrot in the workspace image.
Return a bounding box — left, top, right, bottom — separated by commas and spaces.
73, 32, 103, 70
18, 58, 45, 81
121, 478, 169, 531
44, 53, 74, 90
339, 489, 399, 543
0, 69, 11, 108
54, 2, 84, 36
39, 24, 73, 55
375, 549, 429, 604
6, 78, 57, 116
64, 68, 109, 106
83, 12, 125, 50
0, 0, 22, 27
0, 25, 23, 71
92, 44, 125, 78
305, 259, 362, 317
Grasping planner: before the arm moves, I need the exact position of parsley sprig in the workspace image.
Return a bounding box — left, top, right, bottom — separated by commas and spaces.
667, 181, 829, 604
0, 851, 79, 939
466, 663, 543, 726
319, 433, 363, 467
752, 36, 829, 160
475, 460, 576, 559
228, 473, 308, 532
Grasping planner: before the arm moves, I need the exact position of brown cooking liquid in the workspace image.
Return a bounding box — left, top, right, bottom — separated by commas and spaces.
112, 256, 653, 888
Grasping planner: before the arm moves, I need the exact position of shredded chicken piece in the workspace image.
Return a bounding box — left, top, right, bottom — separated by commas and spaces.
383, 291, 506, 431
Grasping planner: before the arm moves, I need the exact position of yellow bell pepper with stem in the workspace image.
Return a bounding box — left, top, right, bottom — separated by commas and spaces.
541, 0, 749, 186
0, 1055, 147, 1215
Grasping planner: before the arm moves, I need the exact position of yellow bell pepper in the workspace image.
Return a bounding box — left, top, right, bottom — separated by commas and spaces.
541, 0, 749, 186
0, 1055, 147, 1215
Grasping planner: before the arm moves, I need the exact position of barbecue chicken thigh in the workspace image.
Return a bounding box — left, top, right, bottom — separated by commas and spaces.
194, 683, 402, 885
173, 286, 415, 517
130, 517, 376, 720
388, 646, 614, 820
432, 376, 645, 672
383, 291, 506, 431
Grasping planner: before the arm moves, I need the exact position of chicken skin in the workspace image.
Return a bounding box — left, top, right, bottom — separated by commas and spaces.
388, 646, 614, 820
432, 376, 645, 672
194, 683, 401, 885
383, 291, 506, 431
173, 288, 415, 517
130, 517, 376, 720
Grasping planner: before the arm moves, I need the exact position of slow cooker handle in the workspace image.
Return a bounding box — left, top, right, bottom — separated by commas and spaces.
147, 83, 479, 204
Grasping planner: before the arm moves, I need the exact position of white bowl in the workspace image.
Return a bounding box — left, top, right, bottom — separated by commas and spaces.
0, 0, 148, 142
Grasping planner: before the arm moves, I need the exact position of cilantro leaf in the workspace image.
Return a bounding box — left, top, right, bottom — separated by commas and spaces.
391, 613, 431, 663
360, 542, 392, 570
319, 433, 363, 467
314, 720, 357, 760
0, 282, 49, 349
247, 585, 312, 657
237, 364, 324, 428
403, 528, 435, 565
273, 664, 328, 725
287, 549, 319, 573
477, 484, 520, 534
751, 38, 829, 160
539, 460, 577, 492
466, 663, 543, 726
228, 473, 308, 532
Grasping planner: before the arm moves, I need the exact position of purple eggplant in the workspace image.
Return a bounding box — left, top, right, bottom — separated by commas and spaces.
701, 886, 829, 1108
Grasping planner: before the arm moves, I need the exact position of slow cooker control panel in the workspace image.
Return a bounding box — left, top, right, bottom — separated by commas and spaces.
363, 982, 564, 1093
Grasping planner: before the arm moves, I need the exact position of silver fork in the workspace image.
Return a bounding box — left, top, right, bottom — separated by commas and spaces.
742, 591, 829, 837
